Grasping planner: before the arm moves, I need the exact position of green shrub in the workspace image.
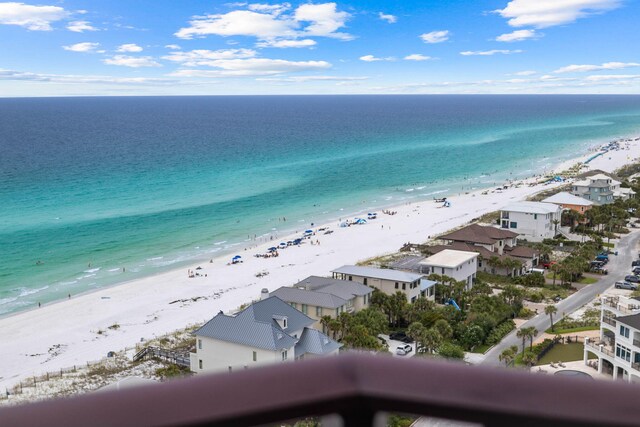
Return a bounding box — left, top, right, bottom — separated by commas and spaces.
485, 320, 516, 346
518, 307, 535, 319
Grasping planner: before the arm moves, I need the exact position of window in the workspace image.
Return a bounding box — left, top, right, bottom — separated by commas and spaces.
478, 259, 483, 268
316, 306, 322, 316
290, 302, 296, 309
499, 240, 503, 246
501, 211, 509, 219
402, 283, 406, 290
253, 351, 257, 362
510, 221, 517, 229
395, 282, 399, 289
282, 350, 288, 361
616, 344, 631, 362
283, 318, 287, 328
534, 214, 537, 220
199, 360, 203, 369
301, 304, 308, 314
363, 277, 368, 285
336, 308, 339, 316
198, 339, 202, 350
441, 267, 445, 274
620, 325, 630, 338
348, 275, 352, 281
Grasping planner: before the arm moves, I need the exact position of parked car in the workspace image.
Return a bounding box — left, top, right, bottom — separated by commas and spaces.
632, 260, 640, 267
592, 267, 608, 275
624, 275, 640, 283
615, 281, 638, 290
542, 261, 557, 269
396, 344, 413, 356
389, 331, 414, 343
633, 267, 640, 275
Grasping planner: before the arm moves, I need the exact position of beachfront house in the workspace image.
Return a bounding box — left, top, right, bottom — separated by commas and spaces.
541, 191, 594, 214
429, 223, 538, 276
419, 249, 478, 290
330, 265, 435, 303
500, 201, 562, 242
190, 296, 341, 374
584, 295, 640, 383
571, 173, 634, 205
270, 276, 373, 332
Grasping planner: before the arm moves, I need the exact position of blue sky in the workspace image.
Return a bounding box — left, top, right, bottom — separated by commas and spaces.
0, 0, 638, 96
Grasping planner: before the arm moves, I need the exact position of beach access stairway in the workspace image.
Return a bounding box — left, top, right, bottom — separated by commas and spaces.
133, 346, 191, 368
558, 226, 591, 242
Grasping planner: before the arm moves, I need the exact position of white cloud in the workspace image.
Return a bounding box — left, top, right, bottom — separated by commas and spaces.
175, 3, 351, 42
460, 49, 523, 56
420, 30, 449, 44
514, 70, 537, 76
165, 44, 181, 50
66, 20, 97, 32
495, 0, 621, 29
404, 54, 432, 61
103, 55, 161, 68
257, 38, 316, 48
175, 10, 296, 39
0, 68, 178, 85
257, 75, 367, 83
163, 48, 257, 66
554, 62, 640, 73
359, 55, 394, 62
117, 43, 144, 53
496, 29, 539, 42
294, 3, 351, 39
0, 2, 68, 30
169, 58, 331, 77
378, 12, 397, 23
62, 42, 100, 53
585, 74, 640, 82
247, 3, 290, 15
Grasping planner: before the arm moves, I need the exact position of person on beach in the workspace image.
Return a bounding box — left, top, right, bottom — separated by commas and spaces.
38, 302, 41, 308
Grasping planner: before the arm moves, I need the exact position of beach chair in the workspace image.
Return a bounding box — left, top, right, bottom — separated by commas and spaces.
558, 362, 566, 368
550, 362, 557, 368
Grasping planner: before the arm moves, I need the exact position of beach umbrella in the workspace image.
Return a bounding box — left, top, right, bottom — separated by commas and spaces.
268, 247, 277, 252
195, 266, 203, 270
232, 255, 242, 260
304, 229, 313, 233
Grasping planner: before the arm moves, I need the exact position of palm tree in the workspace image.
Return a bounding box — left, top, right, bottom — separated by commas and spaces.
320, 315, 332, 335
524, 326, 538, 350
421, 329, 443, 355
552, 219, 560, 237
433, 319, 453, 341
545, 305, 558, 332
499, 345, 518, 367
522, 350, 537, 368
407, 322, 426, 353
516, 328, 527, 353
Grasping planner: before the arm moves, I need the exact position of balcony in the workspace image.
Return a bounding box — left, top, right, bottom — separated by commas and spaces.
586, 339, 614, 357
634, 339, 640, 348
603, 316, 616, 327
633, 362, 640, 372
1, 354, 639, 427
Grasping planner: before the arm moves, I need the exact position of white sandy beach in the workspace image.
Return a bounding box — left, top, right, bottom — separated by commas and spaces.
0, 138, 638, 390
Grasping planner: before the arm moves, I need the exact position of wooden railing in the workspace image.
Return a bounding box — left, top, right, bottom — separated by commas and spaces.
2, 354, 640, 427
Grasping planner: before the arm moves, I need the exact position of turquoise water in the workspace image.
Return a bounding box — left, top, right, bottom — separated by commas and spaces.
1, 95, 640, 315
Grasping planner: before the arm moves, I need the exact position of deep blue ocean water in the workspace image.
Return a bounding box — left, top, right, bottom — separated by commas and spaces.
1, 95, 640, 315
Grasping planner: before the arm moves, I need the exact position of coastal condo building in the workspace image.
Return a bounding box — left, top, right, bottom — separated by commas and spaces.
419, 249, 478, 290
571, 173, 635, 205
584, 294, 640, 383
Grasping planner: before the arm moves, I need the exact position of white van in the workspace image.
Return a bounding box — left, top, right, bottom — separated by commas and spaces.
525, 268, 545, 275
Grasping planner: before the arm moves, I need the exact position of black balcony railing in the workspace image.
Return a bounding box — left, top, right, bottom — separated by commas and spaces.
603, 317, 616, 327
1, 354, 639, 427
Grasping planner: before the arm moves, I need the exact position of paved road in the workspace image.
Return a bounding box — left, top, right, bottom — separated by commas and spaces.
481, 229, 640, 367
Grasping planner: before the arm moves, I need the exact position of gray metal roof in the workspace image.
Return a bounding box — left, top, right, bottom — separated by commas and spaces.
331, 265, 424, 282
272, 276, 372, 308
271, 286, 347, 309
194, 296, 314, 351
297, 276, 373, 297
294, 328, 342, 358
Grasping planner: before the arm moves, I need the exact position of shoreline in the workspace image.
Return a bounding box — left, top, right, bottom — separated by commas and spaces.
0, 135, 638, 389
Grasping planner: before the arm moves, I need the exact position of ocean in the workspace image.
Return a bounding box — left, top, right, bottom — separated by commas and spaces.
1, 95, 640, 315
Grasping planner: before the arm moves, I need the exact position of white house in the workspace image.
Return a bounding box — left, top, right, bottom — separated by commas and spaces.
584, 295, 640, 383
500, 201, 562, 242
419, 249, 478, 289
330, 265, 436, 303
190, 296, 341, 374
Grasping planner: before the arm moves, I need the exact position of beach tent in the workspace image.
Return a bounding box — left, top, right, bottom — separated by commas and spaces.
268, 247, 277, 252
339, 222, 349, 228
304, 229, 313, 234
354, 218, 367, 224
